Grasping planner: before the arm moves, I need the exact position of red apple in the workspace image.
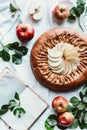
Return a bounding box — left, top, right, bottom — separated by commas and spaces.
52, 96, 68, 113
58, 112, 74, 127
16, 23, 34, 42
53, 5, 69, 21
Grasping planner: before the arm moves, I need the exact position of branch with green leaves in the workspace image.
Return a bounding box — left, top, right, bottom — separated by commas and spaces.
44, 84, 87, 130
67, 84, 87, 129
68, 0, 87, 31
0, 42, 28, 65
9, 0, 21, 17
0, 92, 26, 118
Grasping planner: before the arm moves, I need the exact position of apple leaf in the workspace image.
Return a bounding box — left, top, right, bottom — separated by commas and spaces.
82, 84, 87, 95
14, 92, 20, 101
46, 115, 57, 126
70, 96, 79, 106
68, 0, 86, 31
84, 113, 87, 124
15, 46, 28, 56
0, 41, 28, 64
1, 49, 10, 61
5, 42, 19, 50
69, 119, 78, 129
9, 2, 20, 17
77, 101, 85, 110
79, 111, 85, 123
12, 54, 22, 65
0, 92, 26, 118
45, 120, 54, 130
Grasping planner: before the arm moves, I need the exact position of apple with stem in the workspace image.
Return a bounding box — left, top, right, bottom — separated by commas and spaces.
53, 5, 69, 21
52, 96, 68, 113
58, 112, 74, 127
16, 23, 34, 42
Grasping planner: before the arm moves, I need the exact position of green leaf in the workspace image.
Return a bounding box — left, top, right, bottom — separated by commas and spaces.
14, 92, 20, 101
14, 50, 23, 56
83, 97, 87, 103
68, 7, 77, 22
45, 120, 54, 130
18, 46, 28, 56
13, 108, 18, 115
76, 4, 85, 16
2, 49, 10, 61
9, 3, 18, 12
9, 99, 17, 107
79, 91, 84, 100
18, 108, 26, 114
72, 108, 78, 116
69, 119, 78, 129
84, 113, 87, 124
46, 114, 57, 126
70, 96, 79, 106
0, 109, 8, 115
1, 104, 9, 110
79, 122, 87, 129
82, 84, 87, 95
77, 0, 86, 6
0, 50, 2, 57
5, 42, 19, 50
68, 15, 76, 22
71, 7, 80, 17
67, 105, 73, 112
77, 101, 85, 110
18, 108, 26, 118
79, 111, 85, 123
12, 54, 22, 64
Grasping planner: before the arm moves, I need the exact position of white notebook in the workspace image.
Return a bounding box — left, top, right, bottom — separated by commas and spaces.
0, 68, 48, 130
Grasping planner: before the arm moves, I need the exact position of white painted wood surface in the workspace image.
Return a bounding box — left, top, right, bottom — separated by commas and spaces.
0, 0, 87, 130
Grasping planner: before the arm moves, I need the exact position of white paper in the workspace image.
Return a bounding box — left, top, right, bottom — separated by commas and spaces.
0, 68, 48, 130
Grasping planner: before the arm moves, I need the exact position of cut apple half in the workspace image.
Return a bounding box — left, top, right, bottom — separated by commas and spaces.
29, 1, 43, 20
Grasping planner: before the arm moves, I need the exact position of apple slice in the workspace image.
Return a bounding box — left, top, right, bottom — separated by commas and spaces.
51, 61, 64, 71
48, 48, 62, 58
48, 58, 63, 67
47, 55, 61, 62
33, 6, 43, 20
29, 1, 43, 20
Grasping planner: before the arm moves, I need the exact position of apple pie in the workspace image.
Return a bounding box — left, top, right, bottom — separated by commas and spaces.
30, 28, 87, 91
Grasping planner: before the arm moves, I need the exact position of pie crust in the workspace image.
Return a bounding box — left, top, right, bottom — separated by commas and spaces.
30, 28, 87, 91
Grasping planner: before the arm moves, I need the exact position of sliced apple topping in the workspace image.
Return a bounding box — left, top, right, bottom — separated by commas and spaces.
29, 1, 43, 20
47, 42, 80, 75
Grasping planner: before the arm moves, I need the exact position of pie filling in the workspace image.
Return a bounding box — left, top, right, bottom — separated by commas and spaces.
47, 41, 80, 75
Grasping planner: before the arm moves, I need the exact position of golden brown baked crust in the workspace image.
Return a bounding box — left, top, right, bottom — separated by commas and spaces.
30, 28, 87, 91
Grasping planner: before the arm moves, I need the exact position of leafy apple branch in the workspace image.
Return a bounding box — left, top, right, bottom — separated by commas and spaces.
9, 0, 21, 17
0, 1, 28, 65
0, 41, 28, 64
68, 0, 87, 32
0, 92, 26, 118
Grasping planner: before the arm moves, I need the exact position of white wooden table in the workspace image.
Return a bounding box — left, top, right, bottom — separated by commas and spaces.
0, 0, 87, 129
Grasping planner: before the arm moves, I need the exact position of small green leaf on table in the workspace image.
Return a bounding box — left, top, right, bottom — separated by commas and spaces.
70, 96, 79, 106
0, 92, 26, 118
1, 49, 10, 61
14, 92, 20, 101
